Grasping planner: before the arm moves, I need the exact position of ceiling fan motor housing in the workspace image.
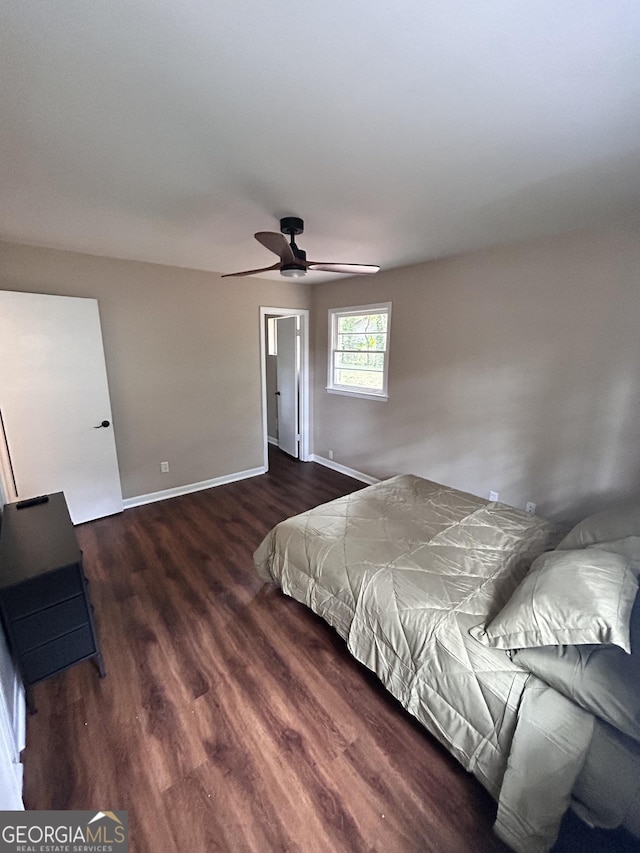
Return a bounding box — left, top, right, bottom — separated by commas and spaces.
281, 245, 306, 276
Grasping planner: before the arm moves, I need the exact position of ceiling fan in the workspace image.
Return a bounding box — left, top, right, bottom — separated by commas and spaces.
222, 217, 381, 279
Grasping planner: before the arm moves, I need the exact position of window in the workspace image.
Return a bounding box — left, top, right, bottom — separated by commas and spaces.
327, 302, 391, 400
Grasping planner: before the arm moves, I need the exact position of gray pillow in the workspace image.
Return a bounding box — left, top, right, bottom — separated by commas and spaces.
470, 548, 638, 652
512, 597, 640, 743
558, 500, 640, 550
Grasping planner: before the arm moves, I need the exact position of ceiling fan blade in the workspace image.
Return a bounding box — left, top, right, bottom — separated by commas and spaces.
307, 262, 380, 275
254, 231, 295, 263
221, 262, 281, 278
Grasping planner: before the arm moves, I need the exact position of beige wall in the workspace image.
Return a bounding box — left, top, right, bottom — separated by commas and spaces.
3, 226, 638, 522
0, 242, 310, 500
312, 225, 640, 522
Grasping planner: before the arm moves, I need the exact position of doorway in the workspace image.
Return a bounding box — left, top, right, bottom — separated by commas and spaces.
259, 306, 310, 470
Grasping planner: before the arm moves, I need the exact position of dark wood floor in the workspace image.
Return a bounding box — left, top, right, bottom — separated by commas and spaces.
23, 449, 636, 852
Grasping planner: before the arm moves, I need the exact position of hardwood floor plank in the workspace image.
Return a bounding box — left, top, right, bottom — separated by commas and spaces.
20, 449, 636, 852
162, 763, 251, 853
188, 691, 317, 852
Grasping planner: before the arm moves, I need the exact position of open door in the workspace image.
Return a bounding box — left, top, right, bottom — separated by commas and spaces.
275, 315, 299, 458
0, 291, 123, 523
260, 307, 309, 470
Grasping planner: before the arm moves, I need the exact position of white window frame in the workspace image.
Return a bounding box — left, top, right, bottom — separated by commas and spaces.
326, 302, 391, 401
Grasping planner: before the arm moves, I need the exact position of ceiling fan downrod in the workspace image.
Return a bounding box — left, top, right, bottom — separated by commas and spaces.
280, 216, 307, 276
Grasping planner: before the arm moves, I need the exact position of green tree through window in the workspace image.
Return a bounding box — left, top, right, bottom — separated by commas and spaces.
328, 303, 391, 398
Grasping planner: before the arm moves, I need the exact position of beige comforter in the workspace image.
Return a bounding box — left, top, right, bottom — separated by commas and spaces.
254, 475, 592, 852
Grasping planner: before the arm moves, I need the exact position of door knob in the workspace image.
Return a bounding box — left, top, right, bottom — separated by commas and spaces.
275, 391, 281, 396
94, 420, 110, 428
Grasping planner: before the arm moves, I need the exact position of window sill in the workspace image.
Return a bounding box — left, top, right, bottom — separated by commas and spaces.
326, 387, 389, 402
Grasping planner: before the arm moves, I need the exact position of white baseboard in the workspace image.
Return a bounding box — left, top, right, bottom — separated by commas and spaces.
267, 435, 279, 446
123, 465, 267, 510
310, 455, 379, 486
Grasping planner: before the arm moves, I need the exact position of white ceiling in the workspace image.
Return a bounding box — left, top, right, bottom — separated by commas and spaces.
1, 1, 639, 283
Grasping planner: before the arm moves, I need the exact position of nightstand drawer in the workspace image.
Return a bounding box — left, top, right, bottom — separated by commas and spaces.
1, 564, 82, 619
21, 625, 96, 684
12, 595, 89, 653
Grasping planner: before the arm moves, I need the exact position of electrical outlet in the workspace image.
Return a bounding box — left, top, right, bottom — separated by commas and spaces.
525, 501, 536, 514
160, 461, 169, 473
328, 450, 334, 460
489, 491, 499, 502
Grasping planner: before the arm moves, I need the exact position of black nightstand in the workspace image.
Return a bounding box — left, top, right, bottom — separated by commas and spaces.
0, 492, 105, 713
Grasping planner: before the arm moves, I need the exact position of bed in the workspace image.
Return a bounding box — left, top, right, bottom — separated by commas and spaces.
254, 474, 640, 852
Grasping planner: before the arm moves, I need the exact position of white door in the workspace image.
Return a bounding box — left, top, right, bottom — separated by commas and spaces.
0, 291, 123, 524
276, 316, 299, 459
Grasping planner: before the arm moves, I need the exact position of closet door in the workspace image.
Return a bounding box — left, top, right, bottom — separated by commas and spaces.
0, 290, 122, 523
